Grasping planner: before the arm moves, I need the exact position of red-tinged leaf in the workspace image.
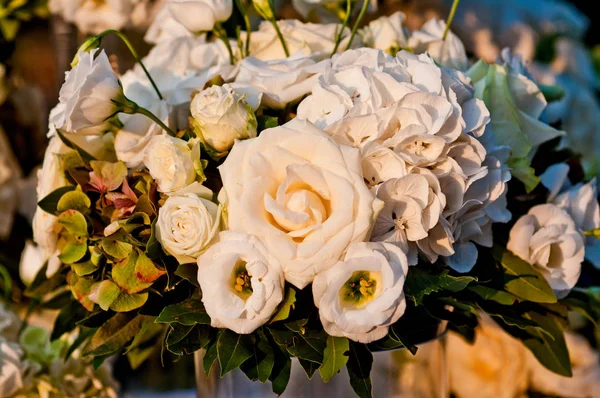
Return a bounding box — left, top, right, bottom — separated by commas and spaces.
134, 250, 166, 283
68, 272, 95, 311
89, 161, 127, 193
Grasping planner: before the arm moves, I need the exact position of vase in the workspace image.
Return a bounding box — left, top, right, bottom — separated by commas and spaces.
194, 334, 448, 398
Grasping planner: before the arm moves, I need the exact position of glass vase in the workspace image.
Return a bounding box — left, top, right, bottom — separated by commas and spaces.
194, 334, 448, 398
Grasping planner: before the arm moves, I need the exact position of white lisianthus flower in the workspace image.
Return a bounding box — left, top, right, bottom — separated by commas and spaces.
53, 49, 124, 134
143, 135, 196, 193
447, 315, 529, 398
156, 185, 220, 264
313, 242, 408, 343
248, 20, 360, 60
528, 331, 600, 398
0, 339, 29, 398
197, 231, 284, 334
219, 118, 383, 288
167, 0, 232, 33
190, 84, 257, 156
407, 19, 469, 71
361, 12, 408, 54
507, 203, 584, 298
235, 54, 330, 109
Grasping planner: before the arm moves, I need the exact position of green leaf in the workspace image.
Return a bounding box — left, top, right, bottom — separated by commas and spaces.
89, 160, 127, 192
494, 248, 557, 303
51, 299, 89, 340
112, 250, 154, 294
72, 260, 98, 277
56, 188, 91, 213
346, 342, 373, 398
240, 329, 275, 383
539, 84, 565, 103
286, 325, 326, 364
320, 335, 349, 383
77, 311, 116, 328
270, 287, 296, 324
174, 263, 199, 287
127, 345, 157, 370
166, 324, 212, 356
299, 359, 319, 379
68, 272, 95, 311
56, 128, 96, 161
269, 343, 291, 395
404, 268, 476, 305
100, 239, 133, 261
110, 292, 148, 312
91, 280, 121, 311
57, 209, 88, 237
59, 242, 88, 264
469, 285, 518, 305
134, 249, 166, 283
25, 263, 65, 298
217, 329, 253, 376
257, 115, 279, 132
203, 339, 218, 376
84, 313, 150, 357
522, 312, 572, 377
155, 294, 211, 325
0, 18, 20, 41
37, 186, 75, 214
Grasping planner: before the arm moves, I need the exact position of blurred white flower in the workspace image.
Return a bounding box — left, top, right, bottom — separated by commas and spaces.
167, 0, 232, 33
408, 18, 469, 71
19, 241, 47, 287
0, 339, 29, 398
313, 242, 408, 343
361, 12, 408, 54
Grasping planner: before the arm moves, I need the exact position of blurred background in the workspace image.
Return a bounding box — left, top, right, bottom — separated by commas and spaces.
0, 0, 598, 395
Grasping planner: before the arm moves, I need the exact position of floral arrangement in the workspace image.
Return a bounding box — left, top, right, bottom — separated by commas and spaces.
27, 0, 600, 396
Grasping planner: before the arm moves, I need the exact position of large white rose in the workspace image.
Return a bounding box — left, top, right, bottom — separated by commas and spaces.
156, 185, 220, 264
219, 118, 383, 288
407, 19, 469, 71
54, 50, 124, 134
197, 231, 284, 334
143, 135, 196, 193
235, 54, 330, 109
32, 136, 71, 280
248, 20, 360, 60
361, 12, 408, 54
167, 0, 232, 33
0, 339, 29, 398
528, 331, 600, 398
447, 315, 529, 398
190, 84, 257, 155
507, 203, 584, 298
313, 242, 408, 343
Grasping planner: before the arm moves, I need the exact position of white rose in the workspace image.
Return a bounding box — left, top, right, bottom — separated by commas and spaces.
248, 20, 359, 60
219, 118, 383, 288
361, 12, 408, 54
0, 339, 28, 398
167, 0, 232, 33
32, 136, 70, 280
143, 135, 196, 193
115, 71, 170, 168
447, 315, 529, 398
313, 242, 408, 343
408, 18, 469, 71
54, 49, 124, 134
528, 331, 600, 398
235, 54, 330, 109
197, 231, 284, 334
73, 0, 133, 35
156, 187, 220, 263
190, 84, 257, 155
507, 203, 584, 298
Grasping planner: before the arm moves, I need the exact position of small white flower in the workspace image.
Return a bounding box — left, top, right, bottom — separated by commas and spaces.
313, 242, 408, 343
143, 135, 196, 193
507, 203, 584, 298
361, 12, 408, 54
73, 0, 133, 35
167, 0, 232, 33
190, 84, 257, 155
54, 49, 123, 134
156, 186, 220, 264
0, 339, 28, 398
197, 231, 284, 334
219, 118, 383, 289
408, 18, 469, 71
235, 54, 330, 109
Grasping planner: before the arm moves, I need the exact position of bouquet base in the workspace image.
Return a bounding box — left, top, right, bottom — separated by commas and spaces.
194, 335, 448, 398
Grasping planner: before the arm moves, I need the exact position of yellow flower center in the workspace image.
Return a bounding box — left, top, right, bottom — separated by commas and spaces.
229, 260, 253, 301
339, 271, 380, 308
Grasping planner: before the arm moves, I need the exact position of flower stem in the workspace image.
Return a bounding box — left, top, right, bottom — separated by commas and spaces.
120, 97, 177, 137
331, 0, 352, 56
271, 19, 290, 57
442, 0, 461, 41
345, 0, 370, 51
235, 0, 252, 57
97, 29, 164, 100
0, 264, 12, 302
214, 22, 236, 64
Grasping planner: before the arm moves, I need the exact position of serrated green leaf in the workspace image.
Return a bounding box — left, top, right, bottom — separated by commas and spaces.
494, 248, 557, 303
286, 325, 325, 364
37, 186, 75, 214
404, 268, 476, 305
320, 335, 349, 383
84, 313, 150, 357
57, 189, 91, 213
155, 294, 210, 325
270, 287, 296, 324
217, 329, 253, 376
346, 342, 373, 398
